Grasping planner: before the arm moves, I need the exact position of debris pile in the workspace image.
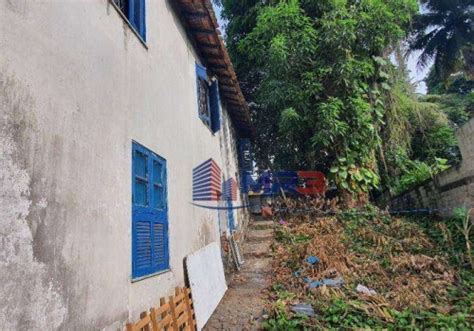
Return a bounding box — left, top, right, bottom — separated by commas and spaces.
265, 202, 473, 328
274, 196, 339, 216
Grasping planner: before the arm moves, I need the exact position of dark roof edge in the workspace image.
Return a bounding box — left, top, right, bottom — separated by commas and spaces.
172, 0, 254, 138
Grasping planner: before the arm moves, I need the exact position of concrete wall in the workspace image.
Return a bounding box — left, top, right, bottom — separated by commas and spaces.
389, 117, 474, 216
0, 1, 246, 329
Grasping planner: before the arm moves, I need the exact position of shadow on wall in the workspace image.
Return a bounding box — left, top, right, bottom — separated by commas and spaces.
0, 69, 66, 329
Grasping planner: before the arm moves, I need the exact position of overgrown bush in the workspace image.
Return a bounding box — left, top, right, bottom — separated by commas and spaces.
392, 157, 449, 195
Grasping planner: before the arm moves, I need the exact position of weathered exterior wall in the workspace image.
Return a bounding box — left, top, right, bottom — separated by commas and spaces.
0, 1, 247, 329
389, 117, 474, 216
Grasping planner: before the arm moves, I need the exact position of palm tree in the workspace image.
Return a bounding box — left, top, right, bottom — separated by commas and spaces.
409, 0, 474, 80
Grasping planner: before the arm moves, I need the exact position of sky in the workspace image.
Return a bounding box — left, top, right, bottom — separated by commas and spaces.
407, 51, 430, 94
212, 4, 430, 94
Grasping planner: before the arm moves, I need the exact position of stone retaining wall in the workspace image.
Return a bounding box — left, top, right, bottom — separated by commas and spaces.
389, 117, 474, 217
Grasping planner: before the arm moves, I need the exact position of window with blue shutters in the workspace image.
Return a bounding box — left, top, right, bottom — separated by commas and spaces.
132, 142, 168, 279
196, 63, 221, 133
112, 0, 146, 42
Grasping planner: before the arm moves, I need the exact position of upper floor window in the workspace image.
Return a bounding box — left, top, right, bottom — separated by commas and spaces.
112, 0, 146, 42
196, 63, 221, 134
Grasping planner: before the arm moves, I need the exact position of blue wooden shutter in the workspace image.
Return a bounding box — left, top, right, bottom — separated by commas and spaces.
150, 154, 169, 272
132, 143, 154, 278
132, 215, 154, 277
132, 142, 169, 279
139, 0, 146, 41
210, 80, 221, 133
128, 0, 146, 41
127, 0, 138, 34
196, 63, 207, 80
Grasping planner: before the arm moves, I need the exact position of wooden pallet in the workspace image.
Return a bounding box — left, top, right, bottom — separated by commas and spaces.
126, 287, 196, 331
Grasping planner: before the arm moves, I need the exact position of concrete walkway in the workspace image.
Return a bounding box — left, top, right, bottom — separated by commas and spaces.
204, 219, 274, 330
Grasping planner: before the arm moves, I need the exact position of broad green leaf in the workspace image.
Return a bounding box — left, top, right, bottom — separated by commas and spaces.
381, 82, 391, 91
339, 170, 348, 179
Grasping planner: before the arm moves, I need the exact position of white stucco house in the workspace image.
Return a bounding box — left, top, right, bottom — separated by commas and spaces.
0, 0, 253, 329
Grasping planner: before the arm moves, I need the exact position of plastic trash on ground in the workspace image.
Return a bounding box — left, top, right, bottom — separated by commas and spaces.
356, 284, 377, 295
307, 277, 344, 289
306, 255, 320, 265
308, 280, 323, 289
290, 303, 315, 317
323, 277, 344, 287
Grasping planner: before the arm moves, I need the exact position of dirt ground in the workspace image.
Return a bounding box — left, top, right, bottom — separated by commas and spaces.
204, 219, 274, 331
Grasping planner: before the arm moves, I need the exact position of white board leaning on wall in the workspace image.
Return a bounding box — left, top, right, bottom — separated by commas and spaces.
185, 242, 228, 330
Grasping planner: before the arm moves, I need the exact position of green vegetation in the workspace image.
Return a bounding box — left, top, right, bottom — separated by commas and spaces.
377, 67, 457, 195
216, 4, 474, 326
237, 0, 417, 196
217, 0, 473, 199
391, 157, 449, 195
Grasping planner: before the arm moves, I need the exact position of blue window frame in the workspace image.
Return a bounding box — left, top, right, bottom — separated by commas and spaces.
113, 0, 146, 41
132, 142, 168, 279
196, 63, 221, 133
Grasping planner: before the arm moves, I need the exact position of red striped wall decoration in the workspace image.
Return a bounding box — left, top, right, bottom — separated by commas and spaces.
192, 159, 222, 201
223, 177, 238, 201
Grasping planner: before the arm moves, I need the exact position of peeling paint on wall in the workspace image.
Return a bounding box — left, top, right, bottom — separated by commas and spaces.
0, 72, 66, 330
